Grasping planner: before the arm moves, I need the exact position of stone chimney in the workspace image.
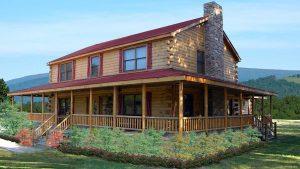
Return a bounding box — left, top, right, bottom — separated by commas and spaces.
204, 1, 225, 79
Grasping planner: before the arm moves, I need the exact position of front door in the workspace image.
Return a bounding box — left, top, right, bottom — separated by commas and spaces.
58, 98, 70, 123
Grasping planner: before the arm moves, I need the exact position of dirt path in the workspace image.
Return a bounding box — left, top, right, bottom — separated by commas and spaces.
0, 138, 45, 153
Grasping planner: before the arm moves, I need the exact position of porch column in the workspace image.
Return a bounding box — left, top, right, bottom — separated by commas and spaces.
42, 94, 44, 122
89, 89, 93, 129
224, 88, 228, 130
204, 84, 208, 135
178, 81, 184, 134
30, 94, 33, 114
270, 96, 273, 116
70, 91, 74, 115
113, 86, 119, 128
261, 95, 264, 116
54, 92, 58, 124
20, 96, 23, 112
251, 95, 255, 115
142, 84, 146, 131
239, 91, 243, 130
11, 96, 14, 108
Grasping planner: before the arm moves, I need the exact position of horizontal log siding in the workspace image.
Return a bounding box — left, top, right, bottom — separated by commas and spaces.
103, 50, 119, 76
75, 57, 88, 80
170, 25, 204, 72
151, 39, 170, 70
50, 64, 58, 83
224, 45, 238, 82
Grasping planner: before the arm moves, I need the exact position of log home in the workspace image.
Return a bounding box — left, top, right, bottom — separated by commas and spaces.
9, 2, 276, 140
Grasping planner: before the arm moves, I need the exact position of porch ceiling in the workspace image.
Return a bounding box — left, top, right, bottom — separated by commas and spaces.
8, 69, 276, 96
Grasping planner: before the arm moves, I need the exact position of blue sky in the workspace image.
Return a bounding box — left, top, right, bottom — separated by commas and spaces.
0, 0, 299, 81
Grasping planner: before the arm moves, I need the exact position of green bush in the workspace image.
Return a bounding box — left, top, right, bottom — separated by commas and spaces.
0, 100, 32, 136
66, 127, 261, 161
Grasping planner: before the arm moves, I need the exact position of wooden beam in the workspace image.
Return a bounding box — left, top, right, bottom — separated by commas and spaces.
89, 88, 93, 129
239, 92, 243, 130
251, 95, 255, 115
20, 96, 23, 112
30, 94, 33, 114
54, 93, 58, 124
270, 96, 273, 116
224, 88, 228, 130
42, 94, 44, 122
142, 84, 146, 131
204, 84, 208, 135
11, 96, 14, 108
262, 95, 264, 116
113, 86, 119, 128
71, 91, 74, 115
178, 81, 184, 134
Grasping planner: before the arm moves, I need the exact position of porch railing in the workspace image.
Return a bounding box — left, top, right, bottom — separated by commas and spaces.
145, 117, 178, 132
116, 115, 142, 130
208, 116, 225, 130
28, 113, 54, 122
183, 117, 205, 132
92, 115, 113, 127
71, 114, 89, 126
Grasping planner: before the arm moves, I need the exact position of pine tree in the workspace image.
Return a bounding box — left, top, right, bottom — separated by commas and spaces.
0, 79, 9, 102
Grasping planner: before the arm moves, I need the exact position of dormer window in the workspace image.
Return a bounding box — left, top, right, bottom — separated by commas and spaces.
59, 62, 73, 81
123, 46, 147, 72
90, 56, 100, 77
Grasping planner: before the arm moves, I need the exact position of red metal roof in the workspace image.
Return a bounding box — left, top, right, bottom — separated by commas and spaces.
10, 69, 275, 95
49, 17, 208, 64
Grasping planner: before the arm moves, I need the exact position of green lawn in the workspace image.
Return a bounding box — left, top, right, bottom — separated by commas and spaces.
0, 120, 299, 169
208, 120, 300, 169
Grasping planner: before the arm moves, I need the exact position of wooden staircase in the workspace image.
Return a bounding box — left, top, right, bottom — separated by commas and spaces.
32, 114, 56, 141
48, 115, 72, 139
254, 115, 277, 141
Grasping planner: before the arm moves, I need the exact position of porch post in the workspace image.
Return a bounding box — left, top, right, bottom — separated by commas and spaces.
224, 88, 228, 130
178, 81, 184, 134
261, 95, 264, 116
42, 93, 45, 122
239, 91, 243, 130
20, 96, 23, 112
270, 96, 272, 116
70, 91, 74, 115
11, 96, 14, 108
251, 95, 255, 115
204, 84, 208, 135
142, 84, 146, 131
30, 94, 33, 114
54, 92, 58, 124
89, 89, 93, 129
113, 86, 118, 128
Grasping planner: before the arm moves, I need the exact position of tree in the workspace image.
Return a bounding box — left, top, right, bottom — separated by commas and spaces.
0, 79, 9, 103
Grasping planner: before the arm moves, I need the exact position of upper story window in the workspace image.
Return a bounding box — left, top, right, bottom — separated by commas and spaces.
90, 56, 100, 77
197, 50, 205, 74
123, 46, 147, 71
60, 62, 73, 81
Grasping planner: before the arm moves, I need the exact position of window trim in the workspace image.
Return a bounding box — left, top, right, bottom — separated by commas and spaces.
59, 62, 73, 82
89, 55, 101, 78
123, 45, 147, 72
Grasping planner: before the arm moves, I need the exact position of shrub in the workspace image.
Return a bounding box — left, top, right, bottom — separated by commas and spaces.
0, 134, 20, 143
47, 131, 64, 148
0, 100, 32, 136
15, 128, 32, 147
244, 127, 261, 142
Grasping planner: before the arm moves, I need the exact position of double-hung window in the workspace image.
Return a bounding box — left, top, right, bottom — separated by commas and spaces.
197, 50, 205, 74
60, 62, 73, 81
123, 46, 147, 71
90, 56, 100, 77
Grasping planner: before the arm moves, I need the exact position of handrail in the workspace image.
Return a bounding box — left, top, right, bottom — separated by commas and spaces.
51, 115, 72, 133
33, 114, 56, 140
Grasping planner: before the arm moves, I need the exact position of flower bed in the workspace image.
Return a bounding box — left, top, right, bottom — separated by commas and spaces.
59, 141, 264, 168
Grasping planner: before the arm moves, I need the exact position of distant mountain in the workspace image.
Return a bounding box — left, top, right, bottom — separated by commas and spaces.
6, 73, 49, 92
238, 68, 300, 82
5, 67, 300, 92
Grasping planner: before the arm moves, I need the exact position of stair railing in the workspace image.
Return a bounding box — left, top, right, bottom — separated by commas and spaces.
33, 114, 56, 140
49, 115, 72, 138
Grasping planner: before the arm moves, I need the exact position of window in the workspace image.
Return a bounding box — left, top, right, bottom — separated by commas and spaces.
90, 56, 100, 77
123, 94, 142, 116
60, 62, 73, 81
184, 94, 194, 117
197, 50, 205, 74
124, 46, 147, 71
58, 98, 70, 116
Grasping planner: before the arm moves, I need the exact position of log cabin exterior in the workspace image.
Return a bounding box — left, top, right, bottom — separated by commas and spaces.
9, 2, 276, 140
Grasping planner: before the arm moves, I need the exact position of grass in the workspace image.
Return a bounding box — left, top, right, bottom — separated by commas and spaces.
0, 120, 299, 169
284, 77, 300, 84
207, 120, 300, 169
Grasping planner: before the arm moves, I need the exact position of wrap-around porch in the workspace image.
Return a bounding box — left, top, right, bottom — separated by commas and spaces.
12, 80, 273, 134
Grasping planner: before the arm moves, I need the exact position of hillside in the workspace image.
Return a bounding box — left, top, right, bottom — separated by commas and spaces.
6, 73, 49, 92
284, 76, 300, 84
242, 76, 300, 97
238, 67, 300, 82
